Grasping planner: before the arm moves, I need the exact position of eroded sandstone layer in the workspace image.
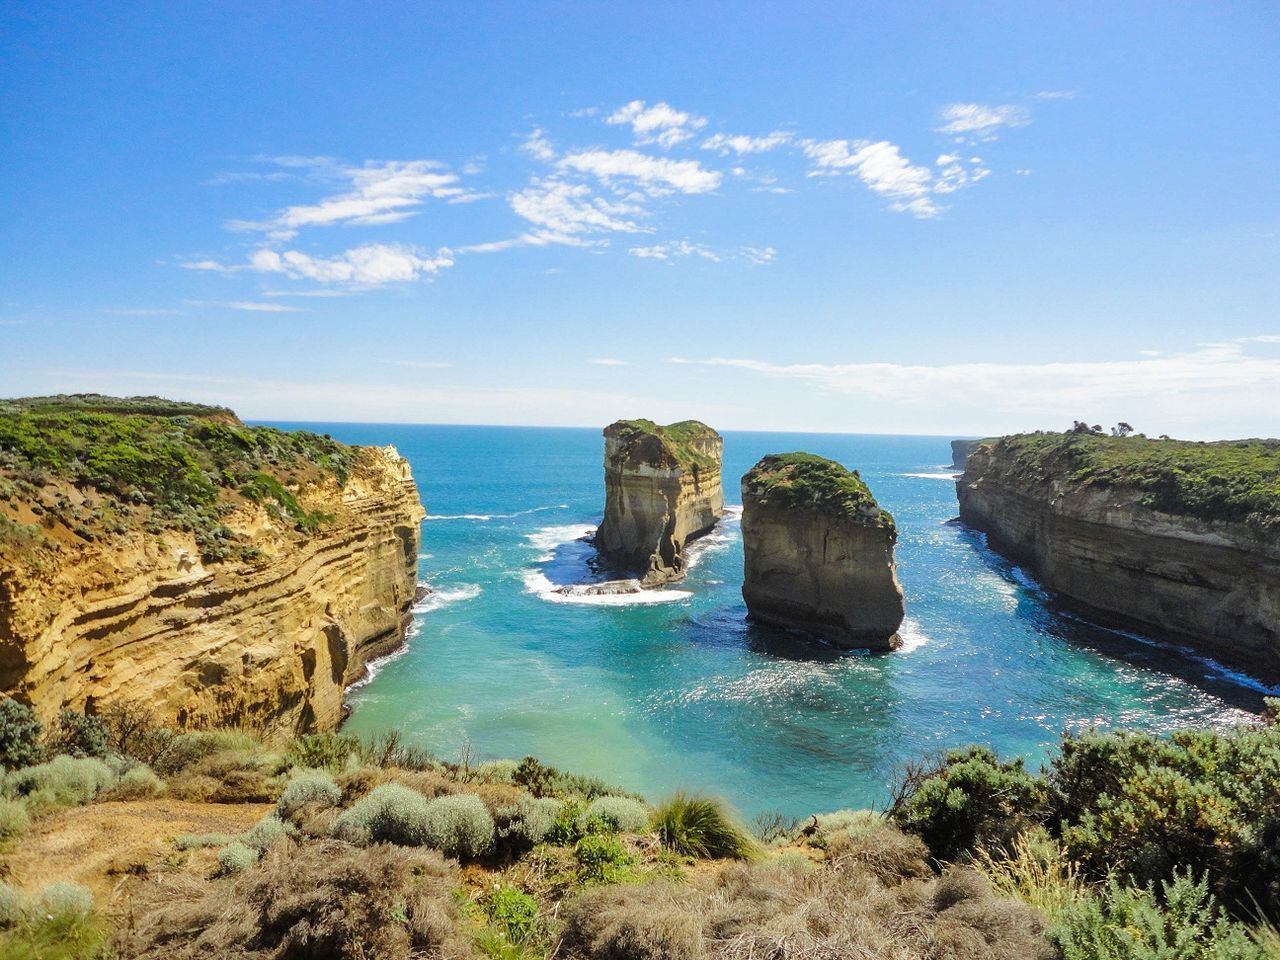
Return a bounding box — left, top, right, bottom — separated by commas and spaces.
595, 419, 723, 586
0, 396, 425, 737
741, 453, 904, 650
957, 433, 1280, 683
951, 439, 980, 470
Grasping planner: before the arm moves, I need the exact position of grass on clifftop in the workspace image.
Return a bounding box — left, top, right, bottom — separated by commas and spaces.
743, 452, 895, 528
0, 394, 359, 561
983, 432, 1280, 527
607, 418, 720, 471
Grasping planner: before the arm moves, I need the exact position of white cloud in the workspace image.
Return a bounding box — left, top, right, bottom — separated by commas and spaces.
522, 129, 557, 162
628, 240, 721, 262
937, 103, 1030, 140
224, 301, 304, 313
740, 246, 776, 265
701, 131, 793, 155
802, 139, 940, 217
509, 178, 645, 238
591, 358, 628, 365
247, 244, 453, 286
1034, 90, 1077, 100
181, 258, 235, 272
558, 149, 721, 195
606, 100, 707, 148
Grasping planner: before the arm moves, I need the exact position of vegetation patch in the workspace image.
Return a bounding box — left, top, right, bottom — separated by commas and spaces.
608, 419, 721, 471
742, 451, 895, 528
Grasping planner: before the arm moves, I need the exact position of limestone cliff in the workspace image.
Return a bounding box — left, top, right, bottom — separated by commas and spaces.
951, 439, 980, 470
0, 396, 425, 738
957, 433, 1280, 683
595, 419, 723, 586
741, 453, 904, 650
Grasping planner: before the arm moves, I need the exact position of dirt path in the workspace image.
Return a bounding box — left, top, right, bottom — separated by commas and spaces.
0, 798, 270, 902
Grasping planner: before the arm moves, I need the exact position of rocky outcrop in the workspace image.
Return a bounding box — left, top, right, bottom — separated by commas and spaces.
595, 419, 723, 586
951, 439, 980, 470
741, 453, 904, 650
957, 434, 1280, 683
0, 402, 425, 739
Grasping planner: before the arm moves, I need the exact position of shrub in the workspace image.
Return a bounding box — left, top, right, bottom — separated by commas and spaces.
560, 882, 706, 960
287, 732, 360, 771
653, 793, 758, 861
575, 832, 636, 883
486, 885, 541, 945
495, 794, 563, 855
0, 699, 43, 769
808, 808, 883, 849
244, 812, 294, 851
277, 770, 341, 822
173, 832, 235, 851
512, 756, 557, 797
46, 709, 110, 759
421, 793, 494, 859
472, 758, 519, 784
0, 882, 23, 926
331, 783, 432, 846
3, 755, 115, 807
577, 795, 650, 834
102, 764, 166, 800
973, 828, 1084, 921
892, 745, 1045, 862
217, 841, 259, 875
0, 798, 31, 839
34, 882, 93, 921
547, 798, 585, 845
824, 821, 932, 885
154, 729, 261, 775
1050, 871, 1265, 960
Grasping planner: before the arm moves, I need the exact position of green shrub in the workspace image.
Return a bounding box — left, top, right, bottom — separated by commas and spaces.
218, 841, 260, 875
575, 832, 636, 883
512, 756, 557, 797
287, 732, 360, 772
653, 793, 758, 861
155, 729, 260, 774
244, 812, 294, 851
3, 755, 115, 807
577, 795, 650, 834
486, 886, 541, 945
46, 710, 110, 759
331, 783, 432, 846
277, 770, 341, 821
547, 798, 585, 845
0, 798, 31, 839
103, 765, 165, 800
495, 794, 562, 855
472, 759, 520, 784
1051, 871, 1265, 960
0, 699, 43, 769
0, 882, 23, 926
421, 793, 494, 859
892, 746, 1045, 862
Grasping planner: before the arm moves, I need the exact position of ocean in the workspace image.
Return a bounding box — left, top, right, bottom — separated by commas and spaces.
266, 423, 1268, 820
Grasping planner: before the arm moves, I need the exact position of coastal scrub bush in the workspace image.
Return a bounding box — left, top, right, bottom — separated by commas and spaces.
973, 829, 1083, 921
331, 783, 431, 846
574, 832, 636, 883
0, 699, 43, 770
0, 882, 23, 926
102, 764, 165, 800
495, 794, 562, 855
472, 758, 520, 784
0, 798, 31, 839
46, 709, 110, 759
807, 808, 883, 849
653, 793, 758, 861
287, 732, 360, 771
823, 821, 932, 885
892, 745, 1045, 862
173, 832, 235, 851
3, 755, 115, 807
577, 795, 650, 834
1050, 871, 1265, 960
421, 793, 495, 858
485, 886, 542, 946
277, 769, 341, 822
217, 841, 260, 875
34, 882, 93, 921
243, 812, 294, 851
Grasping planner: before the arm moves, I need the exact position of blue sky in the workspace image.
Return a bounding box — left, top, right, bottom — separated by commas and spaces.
2, 2, 1277, 437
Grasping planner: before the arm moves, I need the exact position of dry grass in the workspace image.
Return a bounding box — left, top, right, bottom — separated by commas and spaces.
971, 831, 1084, 922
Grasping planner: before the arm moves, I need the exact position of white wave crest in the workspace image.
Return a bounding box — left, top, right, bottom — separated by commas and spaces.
901, 472, 961, 480
897, 617, 931, 653
426, 504, 569, 522
521, 569, 691, 606
414, 583, 482, 613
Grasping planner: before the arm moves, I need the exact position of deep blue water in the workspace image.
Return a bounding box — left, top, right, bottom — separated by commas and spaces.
265, 423, 1266, 819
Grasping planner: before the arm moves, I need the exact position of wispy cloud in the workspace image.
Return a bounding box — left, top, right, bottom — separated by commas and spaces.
558, 149, 722, 196
740, 245, 776, 265
509, 178, 645, 239
628, 240, 721, 262
224, 301, 305, 313
606, 100, 707, 148
937, 103, 1031, 141
802, 139, 941, 217
701, 131, 793, 155
247, 244, 454, 285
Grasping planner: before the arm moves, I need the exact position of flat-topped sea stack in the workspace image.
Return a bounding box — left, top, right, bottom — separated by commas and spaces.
958, 432, 1280, 683
741, 453, 904, 650
595, 418, 724, 586
0, 395, 425, 738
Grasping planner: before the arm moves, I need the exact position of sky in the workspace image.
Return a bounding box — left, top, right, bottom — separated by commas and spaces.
2, 2, 1278, 438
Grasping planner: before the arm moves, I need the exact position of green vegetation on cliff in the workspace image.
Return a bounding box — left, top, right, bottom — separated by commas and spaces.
980, 432, 1280, 527
606, 418, 720, 471
0, 394, 359, 560
742, 451, 895, 528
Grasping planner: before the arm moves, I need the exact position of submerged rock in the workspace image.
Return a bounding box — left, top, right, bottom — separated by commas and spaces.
595, 419, 724, 586
741, 453, 905, 650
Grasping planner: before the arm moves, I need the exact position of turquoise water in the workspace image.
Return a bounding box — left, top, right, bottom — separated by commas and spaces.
269, 424, 1267, 819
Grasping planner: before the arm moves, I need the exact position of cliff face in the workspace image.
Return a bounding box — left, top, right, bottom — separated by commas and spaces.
951, 439, 980, 470
741, 453, 904, 650
595, 419, 723, 586
957, 435, 1280, 683
0, 397, 425, 738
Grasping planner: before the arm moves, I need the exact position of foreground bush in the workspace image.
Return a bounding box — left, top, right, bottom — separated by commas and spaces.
276, 770, 341, 822
331, 783, 432, 846
0, 699, 43, 770
654, 793, 758, 861
2, 755, 114, 808
0, 798, 31, 839
421, 793, 495, 858
578, 795, 650, 834
495, 793, 562, 855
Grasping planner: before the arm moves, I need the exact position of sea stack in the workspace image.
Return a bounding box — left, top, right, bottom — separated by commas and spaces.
741, 453, 904, 649
595, 419, 724, 586
951, 439, 980, 470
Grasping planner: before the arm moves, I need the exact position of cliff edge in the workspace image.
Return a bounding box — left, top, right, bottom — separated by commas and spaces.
0, 395, 426, 738
741, 453, 904, 650
957, 432, 1280, 682
595, 419, 723, 586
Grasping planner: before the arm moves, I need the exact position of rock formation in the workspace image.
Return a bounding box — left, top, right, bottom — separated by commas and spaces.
951, 439, 980, 470
0, 396, 425, 738
741, 453, 904, 649
957, 433, 1280, 683
595, 419, 723, 586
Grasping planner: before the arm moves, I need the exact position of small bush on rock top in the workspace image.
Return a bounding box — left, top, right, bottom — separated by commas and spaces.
421, 792, 495, 858
331, 783, 432, 846
0, 699, 43, 770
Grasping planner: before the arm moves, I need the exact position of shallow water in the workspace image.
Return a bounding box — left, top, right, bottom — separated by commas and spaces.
267, 423, 1267, 819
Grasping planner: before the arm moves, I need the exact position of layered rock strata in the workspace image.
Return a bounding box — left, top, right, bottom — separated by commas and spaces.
951, 439, 980, 470
957, 433, 1280, 683
0, 400, 425, 738
741, 453, 904, 650
595, 419, 723, 586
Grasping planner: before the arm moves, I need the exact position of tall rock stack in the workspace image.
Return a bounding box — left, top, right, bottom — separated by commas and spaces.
741, 453, 904, 650
595, 419, 724, 586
